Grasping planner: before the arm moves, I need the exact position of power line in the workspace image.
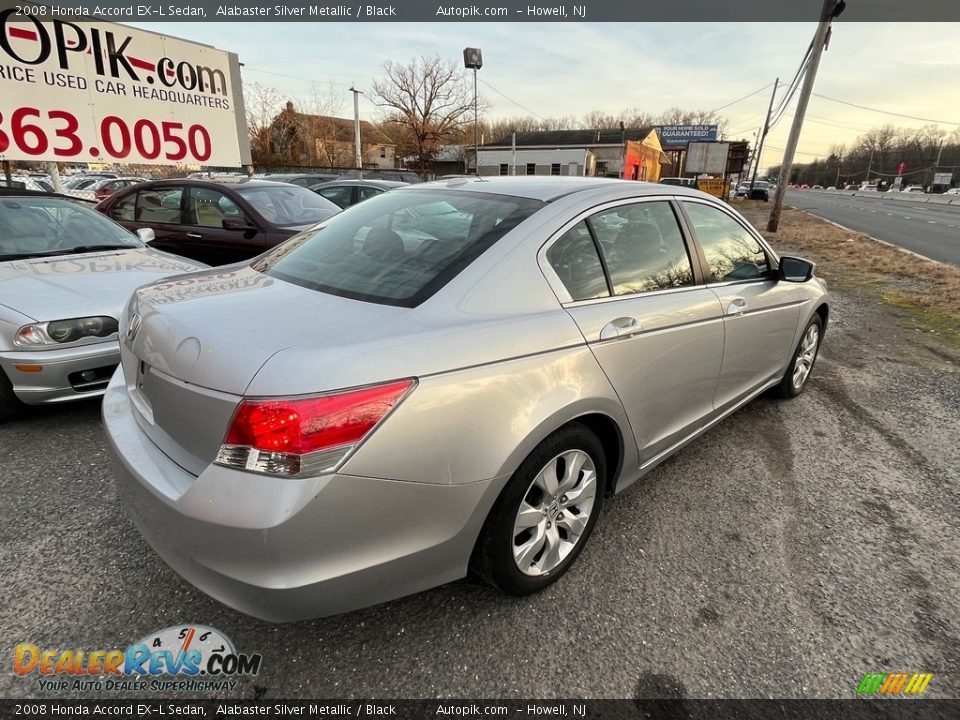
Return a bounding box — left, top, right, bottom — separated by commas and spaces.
812, 93, 960, 126
765, 144, 826, 158
477, 78, 548, 121
707, 82, 775, 114
768, 44, 813, 129
243, 66, 351, 88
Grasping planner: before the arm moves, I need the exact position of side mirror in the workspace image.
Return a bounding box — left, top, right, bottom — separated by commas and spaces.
136, 227, 155, 243
222, 217, 253, 231
778, 256, 814, 283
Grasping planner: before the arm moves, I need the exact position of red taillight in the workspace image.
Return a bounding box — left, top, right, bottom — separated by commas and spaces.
220, 379, 414, 474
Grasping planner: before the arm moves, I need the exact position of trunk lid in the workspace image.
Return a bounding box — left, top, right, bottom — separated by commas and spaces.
123, 265, 406, 474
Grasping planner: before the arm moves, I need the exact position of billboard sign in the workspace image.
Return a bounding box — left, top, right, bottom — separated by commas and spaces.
685, 142, 729, 175
0, 7, 250, 166
656, 125, 718, 149
933, 172, 953, 185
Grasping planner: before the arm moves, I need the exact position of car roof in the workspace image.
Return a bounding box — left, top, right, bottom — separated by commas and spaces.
409, 176, 710, 202
141, 178, 295, 189
0, 187, 95, 203
311, 179, 407, 189
261, 173, 334, 179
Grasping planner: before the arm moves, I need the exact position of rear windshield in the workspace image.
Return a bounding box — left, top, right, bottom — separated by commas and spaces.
252, 189, 543, 307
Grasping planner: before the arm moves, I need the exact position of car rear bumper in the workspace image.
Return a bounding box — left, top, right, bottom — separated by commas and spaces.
0, 342, 119, 404
102, 371, 502, 622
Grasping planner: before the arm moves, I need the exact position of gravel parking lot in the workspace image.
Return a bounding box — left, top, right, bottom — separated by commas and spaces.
2, 285, 958, 700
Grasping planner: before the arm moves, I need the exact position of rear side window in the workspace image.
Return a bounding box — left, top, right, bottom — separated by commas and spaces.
134, 188, 183, 224
254, 190, 543, 307
591, 202, 694, 295
683, 202, 769, 282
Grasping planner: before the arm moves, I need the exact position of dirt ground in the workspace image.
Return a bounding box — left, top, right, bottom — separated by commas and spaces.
736, 200, 960, 352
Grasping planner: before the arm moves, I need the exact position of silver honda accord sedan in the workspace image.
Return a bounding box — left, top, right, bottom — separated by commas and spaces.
104, 177, 828, 621
0, 191, 205, 421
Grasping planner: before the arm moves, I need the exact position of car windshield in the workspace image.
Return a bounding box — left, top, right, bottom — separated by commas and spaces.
0, 196, 141, 260
234, 184, 340, 227
253, 189, 544, 307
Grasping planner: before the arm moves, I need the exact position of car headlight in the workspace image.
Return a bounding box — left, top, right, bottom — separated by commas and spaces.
14, 316, 119, 347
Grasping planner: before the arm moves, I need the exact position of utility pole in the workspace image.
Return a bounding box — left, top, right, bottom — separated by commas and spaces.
750, 77, 780, 190
931, 140, 944, 189
349, 85, 363, 180
768, 0, 845, 231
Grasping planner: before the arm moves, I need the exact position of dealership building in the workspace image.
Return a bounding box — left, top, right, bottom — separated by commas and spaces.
476, 128, 668, 180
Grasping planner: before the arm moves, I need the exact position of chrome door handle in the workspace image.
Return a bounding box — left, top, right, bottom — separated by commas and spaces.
599, 317, 642, 340
186, 232, 202, 239
726, 298, 748, 316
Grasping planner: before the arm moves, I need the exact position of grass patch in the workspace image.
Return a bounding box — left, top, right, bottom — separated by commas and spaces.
734, 200, 960, 349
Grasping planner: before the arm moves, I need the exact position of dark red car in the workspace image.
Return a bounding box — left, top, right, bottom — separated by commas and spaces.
96, 178, 340, 266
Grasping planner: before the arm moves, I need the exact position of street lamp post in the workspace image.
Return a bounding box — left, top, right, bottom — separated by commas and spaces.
349, 85, 363, 180
463, 48, 483, 175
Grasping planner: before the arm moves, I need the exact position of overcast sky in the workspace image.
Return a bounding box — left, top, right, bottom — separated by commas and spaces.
139, 21, 960, 172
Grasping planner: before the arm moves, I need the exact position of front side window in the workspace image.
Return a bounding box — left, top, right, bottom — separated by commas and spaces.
109, 191, 137, 222
546, 221, 609, 302
188, 188, 245, 227
317, 185, 354, 209
359, 186, 383, 201
253, 190, 543, 307
683, 202, 770, 282
591, 202, 694, 295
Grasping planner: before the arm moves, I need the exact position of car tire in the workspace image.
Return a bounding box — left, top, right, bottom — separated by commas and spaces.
471, 423, 606, 596
0, 369, 26, 423
773, 314, 823, 399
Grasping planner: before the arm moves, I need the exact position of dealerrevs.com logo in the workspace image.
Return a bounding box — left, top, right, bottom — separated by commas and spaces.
14, 625, 262, 693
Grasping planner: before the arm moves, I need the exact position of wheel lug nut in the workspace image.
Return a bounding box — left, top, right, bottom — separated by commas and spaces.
561, 495, 568, 503
546, 521, 552, 528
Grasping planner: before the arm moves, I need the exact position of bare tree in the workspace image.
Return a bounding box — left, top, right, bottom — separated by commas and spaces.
372, 55, 484, 171
244, 82, 287, 164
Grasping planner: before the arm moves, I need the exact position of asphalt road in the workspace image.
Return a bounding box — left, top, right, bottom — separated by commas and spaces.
786, 190, 960, 266
2, 289, 959, 701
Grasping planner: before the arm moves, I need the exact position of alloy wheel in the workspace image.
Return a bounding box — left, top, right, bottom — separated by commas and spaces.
512, 449, 598, 576
792, 323, 820, 390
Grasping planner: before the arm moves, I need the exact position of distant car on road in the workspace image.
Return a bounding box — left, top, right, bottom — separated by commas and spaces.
310, 179, 407, 209
0, 189, 204, 422
746, 181, 770, 201
659, 177, 696, 188
944, 188, 960, 196
812, 185, 824, 190
96, 178, 341, 266
900, 186, 925, 194
826, 186, 837, 191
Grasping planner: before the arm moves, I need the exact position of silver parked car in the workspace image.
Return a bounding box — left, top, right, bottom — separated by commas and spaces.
0, 190, 205, 420
104, 177, 829, 621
